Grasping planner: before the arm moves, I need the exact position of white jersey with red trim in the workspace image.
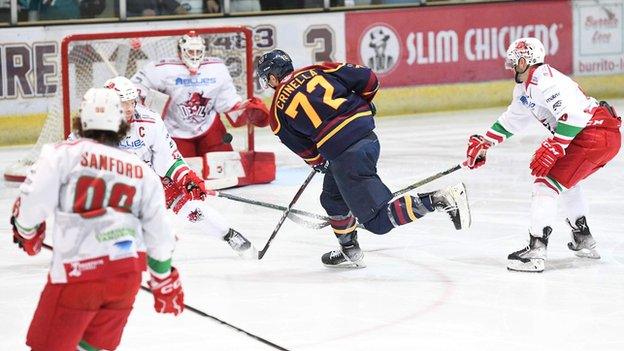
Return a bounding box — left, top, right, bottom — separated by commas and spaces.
131, 57, 243, 139
485, 64, 599, 145
119, 104, 185, 178
15, 139, 175, 284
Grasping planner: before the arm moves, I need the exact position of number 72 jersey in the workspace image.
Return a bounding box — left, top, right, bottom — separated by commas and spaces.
269, 62, 379, 161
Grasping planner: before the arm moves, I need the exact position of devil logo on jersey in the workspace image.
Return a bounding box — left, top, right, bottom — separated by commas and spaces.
178, 92, 211, 123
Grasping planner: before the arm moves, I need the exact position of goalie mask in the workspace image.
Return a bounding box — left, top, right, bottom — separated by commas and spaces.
79, 88, 124, 132
178, 31, 206, 74
505, 37, 545, 70
256, 49, 294, 89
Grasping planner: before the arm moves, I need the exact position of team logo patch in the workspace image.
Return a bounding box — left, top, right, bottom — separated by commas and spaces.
178, 92, 211, 123
359, 24, 400, 74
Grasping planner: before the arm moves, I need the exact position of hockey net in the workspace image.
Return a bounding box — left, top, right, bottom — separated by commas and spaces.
4, 27, 256, 182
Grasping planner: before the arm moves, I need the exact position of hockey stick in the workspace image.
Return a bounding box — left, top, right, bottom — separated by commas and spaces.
258, 170, 317, 260
391, 163, 464, 198
217, 192, 327, 221
40, 244, 289, 350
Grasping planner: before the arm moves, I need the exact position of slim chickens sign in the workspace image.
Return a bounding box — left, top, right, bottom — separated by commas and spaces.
346, 0, 572, 87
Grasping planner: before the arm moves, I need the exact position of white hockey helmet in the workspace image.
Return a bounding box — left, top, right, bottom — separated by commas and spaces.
104, 76, 138, 102
79, 88, 124, 132
505, 37, 546, 70
178, 31, 206, 73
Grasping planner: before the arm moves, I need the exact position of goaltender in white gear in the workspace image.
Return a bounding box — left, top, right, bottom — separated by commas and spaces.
130, 31, 274, 187
72, 76, 257, 257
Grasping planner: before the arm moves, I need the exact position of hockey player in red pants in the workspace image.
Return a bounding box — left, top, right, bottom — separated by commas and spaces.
465, 37, 621, 272
11, 88, 184, 351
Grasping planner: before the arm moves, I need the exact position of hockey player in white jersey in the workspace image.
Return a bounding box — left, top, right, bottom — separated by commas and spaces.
11, 88, 184, 351
465, 38, 621, 272
103, 76, 256, 257
131, 31, 274, 186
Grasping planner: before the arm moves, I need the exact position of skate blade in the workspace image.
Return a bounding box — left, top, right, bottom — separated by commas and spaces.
323, 259, 367, 269
449, 182, 471, 230
507, 258, 545, 273
573, 249, 601, 259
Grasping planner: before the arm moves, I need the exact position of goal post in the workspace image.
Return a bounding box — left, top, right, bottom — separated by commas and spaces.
5, 26, 267, 182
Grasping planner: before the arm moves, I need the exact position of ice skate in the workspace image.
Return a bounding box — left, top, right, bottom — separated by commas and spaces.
322, 241, 366, 268
507, 227, 551, 272
430, 182, 471, 230
223, 229, 257, 259
566, 216, 600, 259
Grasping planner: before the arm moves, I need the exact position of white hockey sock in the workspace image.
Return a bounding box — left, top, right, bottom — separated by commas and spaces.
560, 184, 588, 223
530, 181, 559, 236
175, 199, 230, 239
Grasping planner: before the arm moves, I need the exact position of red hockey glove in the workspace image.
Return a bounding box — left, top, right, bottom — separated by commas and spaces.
530, 138, 565, 177
465, 135, 491, 170
11, 198, 46, 256
178, 170, 213, 201
242, 97, 270, 128
11, 197, 45, 256
149, 267, 184, 316
306, 155, 329, 174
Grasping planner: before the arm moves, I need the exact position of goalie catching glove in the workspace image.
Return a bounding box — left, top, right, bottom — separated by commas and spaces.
530, 138, 565, 177
224, 97, 270, 128
465, 135, 492, 169
10, 197, 46, 256
149, 266, 184, 316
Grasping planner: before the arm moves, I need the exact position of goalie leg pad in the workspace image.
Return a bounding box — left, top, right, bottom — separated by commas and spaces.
200, 151, 276, 188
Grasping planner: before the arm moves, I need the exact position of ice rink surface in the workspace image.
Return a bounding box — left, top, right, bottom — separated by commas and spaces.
1, 100, 623, 351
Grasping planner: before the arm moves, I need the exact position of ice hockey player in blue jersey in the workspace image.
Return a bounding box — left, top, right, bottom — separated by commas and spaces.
256, 49, 471, 268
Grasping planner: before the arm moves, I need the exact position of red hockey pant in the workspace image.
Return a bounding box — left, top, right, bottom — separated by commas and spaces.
26, 271, 142, 351
174, 117, 233, 157
549, 107, 621, 189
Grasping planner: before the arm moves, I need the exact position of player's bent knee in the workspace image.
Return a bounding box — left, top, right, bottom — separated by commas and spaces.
362, 213, 394, 235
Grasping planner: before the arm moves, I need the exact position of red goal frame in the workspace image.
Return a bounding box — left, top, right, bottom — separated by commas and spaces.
60, 26, 256, 150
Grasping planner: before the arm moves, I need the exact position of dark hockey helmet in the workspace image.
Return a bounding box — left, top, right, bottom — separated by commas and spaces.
256, 49, 294, 89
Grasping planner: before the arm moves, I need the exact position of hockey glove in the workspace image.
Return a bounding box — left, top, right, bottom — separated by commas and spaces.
530, 138, 565, 177
465, 135, 491, 169
149, 267, 184, 316
242, 97, 270, 128
179, 170, 213, 201
10, 197, 46, 256
306, 155, 329, 174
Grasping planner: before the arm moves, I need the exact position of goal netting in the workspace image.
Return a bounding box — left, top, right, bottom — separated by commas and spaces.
4, 27, 255, 182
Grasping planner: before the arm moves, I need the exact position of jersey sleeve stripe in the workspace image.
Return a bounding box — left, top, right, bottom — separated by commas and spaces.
147, 256, 172, 277
555, 122, 583, 138
165, 158, 187, 180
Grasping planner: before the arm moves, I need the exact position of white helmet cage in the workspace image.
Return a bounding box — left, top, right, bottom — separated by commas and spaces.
79, 88, 125, 132
104, 76, 138, 102
178, 31, 206, 72
505, 37, 546, 70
